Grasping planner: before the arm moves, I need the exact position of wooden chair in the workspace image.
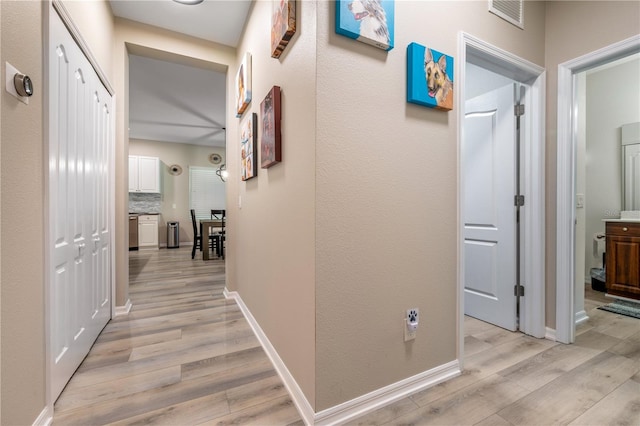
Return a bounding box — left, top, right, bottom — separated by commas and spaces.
190, 209, 218, 259
210, 209, 226, 259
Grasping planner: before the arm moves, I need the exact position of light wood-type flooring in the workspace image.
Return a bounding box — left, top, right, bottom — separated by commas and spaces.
54, 248, 640, 425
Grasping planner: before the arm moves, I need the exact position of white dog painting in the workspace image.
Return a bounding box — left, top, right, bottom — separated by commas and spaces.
336, 0, 394, 51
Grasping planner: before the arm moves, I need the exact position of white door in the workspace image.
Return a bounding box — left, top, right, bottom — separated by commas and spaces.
463, 83, 518, 331
49, 9, 112, 400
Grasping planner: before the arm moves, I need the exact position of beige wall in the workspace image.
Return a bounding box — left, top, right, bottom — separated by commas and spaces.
543, 1, 640, 328
129, 139, 226, 245
314, 0, 546, 411
0, 1, 113, 423
228, 0, 318, 407
1, 1, 45, 423
113, 18, 235, 306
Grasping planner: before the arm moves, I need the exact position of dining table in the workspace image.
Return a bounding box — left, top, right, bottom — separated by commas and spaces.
199, 219, 223, 260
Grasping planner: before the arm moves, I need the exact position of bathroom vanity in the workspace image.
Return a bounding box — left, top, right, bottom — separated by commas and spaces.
605, 219, 640, 300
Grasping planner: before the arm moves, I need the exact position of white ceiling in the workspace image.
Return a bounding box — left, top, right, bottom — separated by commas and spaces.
109, 0, 252, 147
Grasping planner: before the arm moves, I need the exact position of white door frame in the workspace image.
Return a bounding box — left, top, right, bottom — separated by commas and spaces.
458, 32, 546, 363
555, 35, 640, 344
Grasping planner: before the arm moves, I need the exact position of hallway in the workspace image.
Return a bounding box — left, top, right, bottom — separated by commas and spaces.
53, 247, 301, 425
52, 248, 640, 425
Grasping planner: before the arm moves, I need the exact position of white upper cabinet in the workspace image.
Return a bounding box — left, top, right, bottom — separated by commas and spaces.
129, 155, 160, 193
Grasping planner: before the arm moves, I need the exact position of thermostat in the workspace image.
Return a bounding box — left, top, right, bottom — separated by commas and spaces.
14, 73, 33, 97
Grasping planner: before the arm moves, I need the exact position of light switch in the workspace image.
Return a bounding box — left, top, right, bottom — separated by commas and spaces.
576, 193, 585, 208
238, 195, 242, 209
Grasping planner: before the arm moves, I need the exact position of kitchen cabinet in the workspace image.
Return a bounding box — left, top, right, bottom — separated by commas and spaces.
138, 215, 159, 249
605, 221, 640, 300
129, 155, 160, 193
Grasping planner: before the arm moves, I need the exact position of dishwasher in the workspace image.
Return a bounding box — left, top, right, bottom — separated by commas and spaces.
129, 215, 139, 250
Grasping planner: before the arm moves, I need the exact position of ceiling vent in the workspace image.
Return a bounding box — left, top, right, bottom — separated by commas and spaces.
489, 0, 524, 29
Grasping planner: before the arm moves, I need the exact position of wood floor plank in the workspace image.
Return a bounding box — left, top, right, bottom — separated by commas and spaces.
497, 351, 639, 425
496, 342, 601, 391
343, 397, 420, 426
197, 395, 300, 426
226, 374, 290, 413
55, 366, 182, 413
473, 413, 513, 426
54, 353, 277, 424
109, 391, 230, 426
388, 375, 530, 426
567, 379, 640, 426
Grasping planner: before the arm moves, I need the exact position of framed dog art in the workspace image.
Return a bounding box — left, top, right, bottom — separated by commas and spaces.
335, 0, 394, 51
407, 42, 454, 111
260, 86, 282, 168
271, 0, 296, 58
235, 52, 252, 117
240, 113, 257, 181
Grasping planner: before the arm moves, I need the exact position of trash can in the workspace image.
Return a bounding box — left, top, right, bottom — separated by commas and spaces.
167, 221, 179, 249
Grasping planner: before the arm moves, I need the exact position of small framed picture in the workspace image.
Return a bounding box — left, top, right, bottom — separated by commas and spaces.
271, 0, 296, 58
241, 113, 258, 181
236, 52, 252, 117
260, 86, 282, 168
407, 42, 454, 111
335, 0, 394, 51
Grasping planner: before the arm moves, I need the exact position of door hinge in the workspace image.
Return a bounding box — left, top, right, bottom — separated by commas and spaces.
515, 195, 525, 207
514, 284, 525, 297
514, 104, 525, 116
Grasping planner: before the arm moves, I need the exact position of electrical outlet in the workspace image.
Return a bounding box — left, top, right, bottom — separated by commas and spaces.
404, 308, 419, 341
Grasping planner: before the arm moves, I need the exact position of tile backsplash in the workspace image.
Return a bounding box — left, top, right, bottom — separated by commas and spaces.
129, 193, 161, 213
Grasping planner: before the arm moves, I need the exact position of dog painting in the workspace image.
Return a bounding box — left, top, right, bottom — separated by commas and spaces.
407, 42, 454, 111
236, 52, 252, 117
271, 0, 296, 58
241, 113, 257, 181
336, 0, 394, 51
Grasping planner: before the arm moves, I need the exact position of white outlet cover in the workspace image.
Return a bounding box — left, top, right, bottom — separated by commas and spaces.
5, 62, 29, 105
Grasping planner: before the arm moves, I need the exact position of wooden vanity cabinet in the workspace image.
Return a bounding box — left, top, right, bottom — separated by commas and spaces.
605, 222, 640, 300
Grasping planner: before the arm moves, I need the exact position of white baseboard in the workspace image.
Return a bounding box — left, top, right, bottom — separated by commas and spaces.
224, 288, 462, 426
545, 327, 557, 341
114, 299, 132, 316
314, 360, 460, 425
575, 310, 589, 326
32, 405, 53, 426
223, 288, 315, 423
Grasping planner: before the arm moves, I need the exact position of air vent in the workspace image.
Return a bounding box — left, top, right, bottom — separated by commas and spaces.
489, 0, 524, 29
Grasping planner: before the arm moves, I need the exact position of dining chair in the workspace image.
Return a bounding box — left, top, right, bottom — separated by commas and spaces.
190, 209, 218, 259
210, 209, 226, 259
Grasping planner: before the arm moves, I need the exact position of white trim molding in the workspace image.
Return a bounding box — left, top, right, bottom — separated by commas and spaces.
575, 310, 589, 326
555, 34, 640, 344
224, 288, 461, 426
114, 299, 132, 317
313, 361, 460, 426
545, 327, 557, 342
458, 32, 546, 341
32, 405, 53, 426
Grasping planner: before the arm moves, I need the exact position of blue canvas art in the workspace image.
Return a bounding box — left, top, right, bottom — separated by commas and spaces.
407, 42, 454, 111
335, 0, 394, 51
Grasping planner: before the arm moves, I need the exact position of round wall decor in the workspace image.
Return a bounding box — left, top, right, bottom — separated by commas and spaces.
209, 153, 222, 164
168, 164, 183, 176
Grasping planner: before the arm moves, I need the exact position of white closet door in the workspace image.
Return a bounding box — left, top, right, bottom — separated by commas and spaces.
49, 8, 112, 401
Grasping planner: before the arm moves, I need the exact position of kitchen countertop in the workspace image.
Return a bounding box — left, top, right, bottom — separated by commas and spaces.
129, 212, 160, 215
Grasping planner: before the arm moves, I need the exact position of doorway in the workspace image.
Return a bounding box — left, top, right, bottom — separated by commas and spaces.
458, 33, 546, 360
555, 35, 640, 344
